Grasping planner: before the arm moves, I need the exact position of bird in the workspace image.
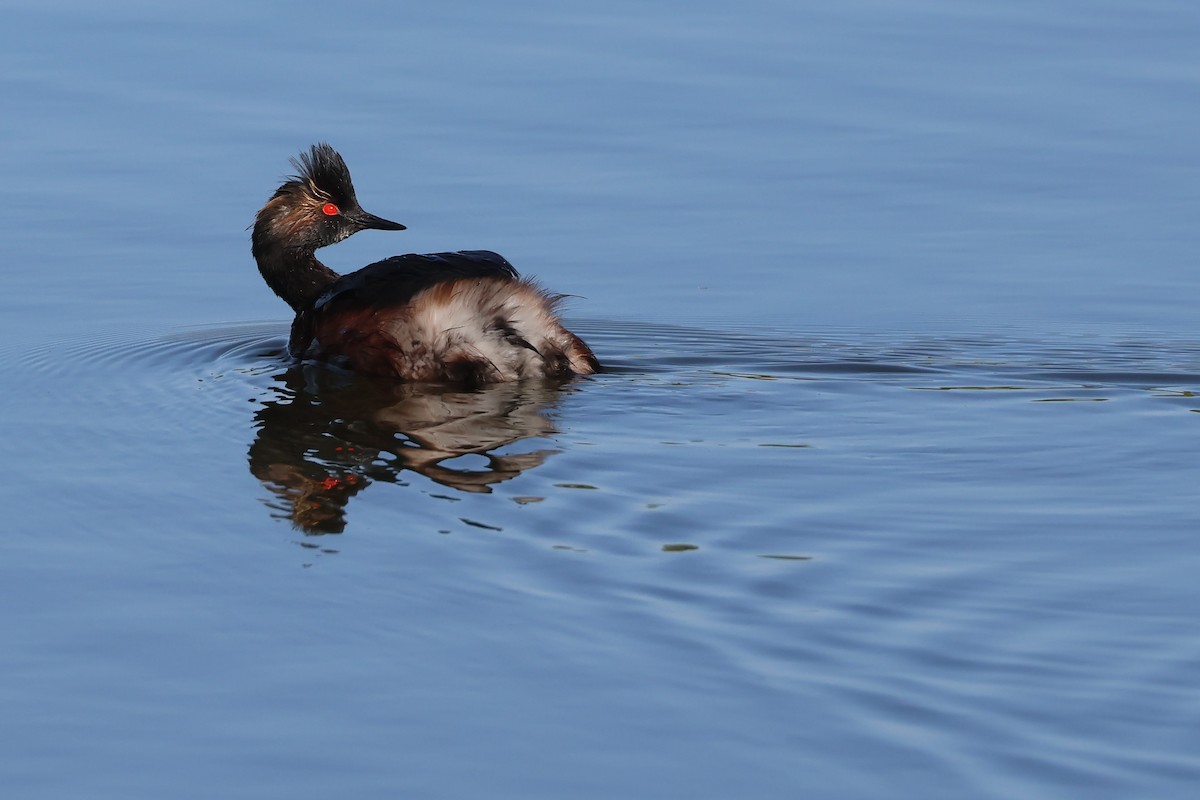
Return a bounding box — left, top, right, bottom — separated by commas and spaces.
251, 143, 599, 384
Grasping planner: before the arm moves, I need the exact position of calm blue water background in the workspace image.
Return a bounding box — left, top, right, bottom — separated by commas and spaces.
2, 1, 1199, 798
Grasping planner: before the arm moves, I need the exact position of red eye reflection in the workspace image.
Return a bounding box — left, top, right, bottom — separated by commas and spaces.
321, 203, 340, 216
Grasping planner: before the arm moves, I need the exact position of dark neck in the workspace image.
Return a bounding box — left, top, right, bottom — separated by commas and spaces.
253, 243, 340, 312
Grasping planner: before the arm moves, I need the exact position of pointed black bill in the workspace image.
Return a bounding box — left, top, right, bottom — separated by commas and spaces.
353, 210, 407, 231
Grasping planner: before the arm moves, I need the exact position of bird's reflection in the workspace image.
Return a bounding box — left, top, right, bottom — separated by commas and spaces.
248, 365, 571, 534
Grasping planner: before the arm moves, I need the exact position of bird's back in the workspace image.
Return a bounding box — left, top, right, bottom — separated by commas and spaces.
314, 250, 519, 312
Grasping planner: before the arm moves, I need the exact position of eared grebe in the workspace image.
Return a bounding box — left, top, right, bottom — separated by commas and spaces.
252, 143, 599, 383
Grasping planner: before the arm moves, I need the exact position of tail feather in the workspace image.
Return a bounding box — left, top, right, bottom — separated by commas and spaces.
372, 276, 598, 383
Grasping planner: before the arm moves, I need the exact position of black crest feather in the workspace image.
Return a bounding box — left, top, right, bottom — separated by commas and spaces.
288, 143, 357, 205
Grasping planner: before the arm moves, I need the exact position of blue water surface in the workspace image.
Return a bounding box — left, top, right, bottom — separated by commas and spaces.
1, 1, 1198, 798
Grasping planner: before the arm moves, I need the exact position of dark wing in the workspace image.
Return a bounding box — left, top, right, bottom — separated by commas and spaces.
289, 250, 519, 357
313, 250, 519, 312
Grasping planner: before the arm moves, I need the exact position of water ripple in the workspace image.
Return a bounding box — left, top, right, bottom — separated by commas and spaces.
8, 318, 1198, 396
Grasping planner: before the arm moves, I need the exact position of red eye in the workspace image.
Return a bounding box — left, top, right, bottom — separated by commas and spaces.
321, 203, 340, 216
